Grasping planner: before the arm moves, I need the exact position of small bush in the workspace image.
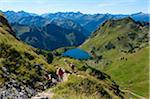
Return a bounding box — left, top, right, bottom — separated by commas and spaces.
86, 68, 93, 74
105, 42, 115, 50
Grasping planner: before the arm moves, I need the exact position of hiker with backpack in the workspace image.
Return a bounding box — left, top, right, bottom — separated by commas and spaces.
56, 67, 65, 82
44, 73, 52, 81
69, 62, 76, 73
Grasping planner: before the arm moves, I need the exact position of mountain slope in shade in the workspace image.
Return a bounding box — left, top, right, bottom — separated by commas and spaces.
17, 23, 86, 50
81, 17, 149, 97
0, 13, 55, 98
3, 11, 87, 50
130, 12, 150, 22
51, 18, 90, 36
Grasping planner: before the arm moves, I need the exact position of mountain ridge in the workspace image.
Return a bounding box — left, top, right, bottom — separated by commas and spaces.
80, 17, 149, 97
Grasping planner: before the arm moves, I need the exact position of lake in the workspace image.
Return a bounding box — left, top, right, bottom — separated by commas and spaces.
62, 48, 91, 60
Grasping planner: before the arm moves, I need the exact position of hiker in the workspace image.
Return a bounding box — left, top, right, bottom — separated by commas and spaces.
44, 73, 53, 87
64, 59, 67, 63
90, 50, 97, 58
64, 59, 70, 65
56, 67, 65, 82
69, 62, 75, 73
44, 73, 52, 81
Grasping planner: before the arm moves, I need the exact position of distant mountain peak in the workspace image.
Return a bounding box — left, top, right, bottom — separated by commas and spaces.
131, 12, 149, 16
17, 10, 26, 13
102, 16, 135, 26
136, 12, 144, 14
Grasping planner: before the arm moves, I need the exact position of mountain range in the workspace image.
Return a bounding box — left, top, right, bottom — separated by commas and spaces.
1, 10, 150, 50
42, 12, 149, 32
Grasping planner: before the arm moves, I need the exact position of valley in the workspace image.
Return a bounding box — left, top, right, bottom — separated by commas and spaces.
0, 10, 149, 99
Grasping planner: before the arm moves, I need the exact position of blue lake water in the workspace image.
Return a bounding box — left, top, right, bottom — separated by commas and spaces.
62, 48, 91, 60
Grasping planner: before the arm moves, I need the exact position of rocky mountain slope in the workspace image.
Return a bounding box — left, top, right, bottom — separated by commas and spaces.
81, 17, 149, 98
0, 13, 55, 98
50, 18, 89, 36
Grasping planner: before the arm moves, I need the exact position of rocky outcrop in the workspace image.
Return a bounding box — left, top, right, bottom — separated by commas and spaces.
0, 80, 36, 99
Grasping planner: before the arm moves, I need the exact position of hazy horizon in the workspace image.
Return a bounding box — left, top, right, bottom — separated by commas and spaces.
0, 0, 149, 14
1, 10, 149, 16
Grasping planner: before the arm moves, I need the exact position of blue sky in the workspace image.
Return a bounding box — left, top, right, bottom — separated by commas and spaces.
0, 0, 149, 14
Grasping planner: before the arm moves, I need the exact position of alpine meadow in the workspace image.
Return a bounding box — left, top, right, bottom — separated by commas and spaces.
0, 0, 149, 99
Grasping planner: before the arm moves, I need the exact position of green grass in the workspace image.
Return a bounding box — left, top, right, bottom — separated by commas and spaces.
105, 47, 149, 97
51, 74, 124, 99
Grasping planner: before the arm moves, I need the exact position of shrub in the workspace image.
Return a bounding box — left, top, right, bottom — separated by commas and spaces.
105, 42, 115, 50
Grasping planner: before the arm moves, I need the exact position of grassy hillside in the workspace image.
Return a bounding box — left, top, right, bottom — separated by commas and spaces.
52, 74, 124, 99
51, 57, 125, 99
81, 17, 148, 52
105, 47, 149, 97
0, 13, 56, 98
80, 17, 149, 97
